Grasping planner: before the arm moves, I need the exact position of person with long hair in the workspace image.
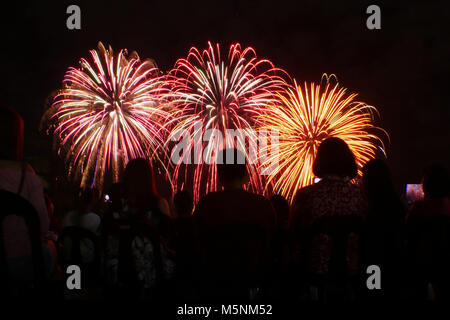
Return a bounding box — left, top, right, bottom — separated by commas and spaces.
122, 158, 171, 229
362, 159, 405, 300
289, 137, 367, 300
290, 137, 367, 248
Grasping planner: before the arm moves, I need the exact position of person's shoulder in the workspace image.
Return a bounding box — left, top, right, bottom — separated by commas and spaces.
195, 191, 223, 212
20, 163, 42, 187
197, 191, 221, 203
348, 181, 364, 193
24, 163, 36, 174
206, 189, 245, 201
292, 183, 316, 201
348, 182, 366, 200
247, 190, 271, 204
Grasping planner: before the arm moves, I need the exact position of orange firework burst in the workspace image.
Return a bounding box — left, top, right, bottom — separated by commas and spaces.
43, 42, 169, 190
259, 76, 388, 203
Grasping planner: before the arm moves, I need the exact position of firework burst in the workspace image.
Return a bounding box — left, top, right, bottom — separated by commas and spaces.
165, 42, 288, 202
259, 76, 388, 203
43, 42, 169, 190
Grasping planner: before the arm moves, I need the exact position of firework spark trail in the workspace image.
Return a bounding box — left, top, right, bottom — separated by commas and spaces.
258, 76, 388, 204
43, 42, 170, 190
164, 42, 289, 202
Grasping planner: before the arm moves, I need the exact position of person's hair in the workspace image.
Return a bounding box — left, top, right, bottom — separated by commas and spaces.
0, 106, 24, 161
313, 137, 357, 179
216, 148, 247, 184
123, 158, 159, 209
173, 190, 193, 218
362, 159, 396, 203
422, 163, 449, 199
270, 194, 289, 227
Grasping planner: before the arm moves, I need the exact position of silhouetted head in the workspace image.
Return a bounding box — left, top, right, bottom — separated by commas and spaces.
422, 163, 449, 199
362, 159, 396, 202
0, 106, 24, 161
313, 137, 357, 179
123, 158, 158, 209
216, 148, 248, 189
270, 194, 290, 229
173, 190, 193, 218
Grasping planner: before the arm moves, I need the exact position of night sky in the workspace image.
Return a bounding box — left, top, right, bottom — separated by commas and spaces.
1, 0, 449, 195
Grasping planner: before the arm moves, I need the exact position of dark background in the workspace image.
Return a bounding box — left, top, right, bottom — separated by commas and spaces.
1, 0, 449, 196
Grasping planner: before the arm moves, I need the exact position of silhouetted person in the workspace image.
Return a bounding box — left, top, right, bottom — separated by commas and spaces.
121, 158, 173, 252
0, 106, 54, 287
270, 195, 290, 298
289, 137, 367, 300
60, 188, 100, 266
407, 163, 450, 220
194, 148, 276, 300
405, 163, 450, 300
123, 158, 170, 221
62, 187, 101, 234
172, 190, 197, 299
270, 194, 290, 266
271, 195, 289, 231
104, 158, 175, 298
362, 158, 405, 300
